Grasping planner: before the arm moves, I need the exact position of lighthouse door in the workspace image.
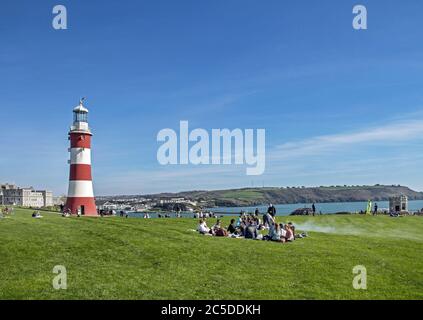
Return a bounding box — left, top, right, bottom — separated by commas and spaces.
81, 205, 85, 216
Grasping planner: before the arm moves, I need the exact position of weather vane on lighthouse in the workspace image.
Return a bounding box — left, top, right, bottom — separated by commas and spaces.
64, 98, 97, 216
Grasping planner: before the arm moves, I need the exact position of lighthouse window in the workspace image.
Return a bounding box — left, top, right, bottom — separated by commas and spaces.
74, 112, 88, 123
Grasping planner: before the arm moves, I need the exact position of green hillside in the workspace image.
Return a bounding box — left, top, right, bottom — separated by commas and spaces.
139, 185, 423, 207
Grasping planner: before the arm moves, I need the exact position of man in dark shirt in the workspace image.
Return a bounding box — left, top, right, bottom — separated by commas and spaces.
373, 203, 378, 216
267, 204, 276, 217
227, 219, 237, 234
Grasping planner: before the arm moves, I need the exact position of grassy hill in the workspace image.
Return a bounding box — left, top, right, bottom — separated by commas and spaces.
0, 208, 422, 299
140, 185, 423, 207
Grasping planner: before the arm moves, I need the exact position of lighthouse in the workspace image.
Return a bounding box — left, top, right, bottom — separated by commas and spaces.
64, 99, 97, 216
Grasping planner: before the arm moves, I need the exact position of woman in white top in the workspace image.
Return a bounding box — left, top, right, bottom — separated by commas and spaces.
197, 219, 210, 234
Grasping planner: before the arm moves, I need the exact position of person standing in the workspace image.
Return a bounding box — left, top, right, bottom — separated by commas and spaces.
262, 211, 269, 228
312, 203, 316, 216
373, 203, 378, 216
267, 204, 276, 217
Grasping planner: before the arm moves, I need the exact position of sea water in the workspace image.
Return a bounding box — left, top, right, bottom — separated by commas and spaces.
209, 200, 423, 216
126, 200, 423, 218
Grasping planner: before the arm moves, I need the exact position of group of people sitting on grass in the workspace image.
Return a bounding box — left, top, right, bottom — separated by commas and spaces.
197, 210, 307, 243
61, 208, 83, 218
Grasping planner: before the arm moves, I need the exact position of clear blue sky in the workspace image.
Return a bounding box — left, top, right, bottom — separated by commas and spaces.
1, 0, 423, 195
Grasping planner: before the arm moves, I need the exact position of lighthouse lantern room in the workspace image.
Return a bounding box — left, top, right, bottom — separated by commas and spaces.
64, 98, 97, 216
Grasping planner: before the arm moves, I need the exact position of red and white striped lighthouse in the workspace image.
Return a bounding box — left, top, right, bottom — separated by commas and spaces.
64, 99, 97, 216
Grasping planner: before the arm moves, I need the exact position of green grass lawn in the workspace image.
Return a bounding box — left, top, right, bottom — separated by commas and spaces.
0, 208, 422, 300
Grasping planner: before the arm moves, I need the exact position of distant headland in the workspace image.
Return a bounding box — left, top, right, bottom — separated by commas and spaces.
97, 185, 423, 209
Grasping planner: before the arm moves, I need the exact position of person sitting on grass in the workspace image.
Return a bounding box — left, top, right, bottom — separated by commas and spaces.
212, 219, 220, 229
287, 222, 296, 239
270, 223, 286, 243
227, 219, 237, 234
211, 219, 222, 232
390, 211, 400, 218
284, 224, 295, 242
212, 220, 228, 237
239, 218, 248, 236
32, 210, 43, 218
254, 216, 265, 230
198, 219, 212, 235
244, 220, 258, 239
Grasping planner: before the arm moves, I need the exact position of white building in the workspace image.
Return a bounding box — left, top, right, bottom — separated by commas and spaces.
159, 198, 197, 206
0, 183, 53, 207
389, 195, 408, 213
96, 200, 118, 211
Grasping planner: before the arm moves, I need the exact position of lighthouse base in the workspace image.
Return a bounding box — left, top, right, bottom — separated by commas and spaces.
65, 197, 98, 216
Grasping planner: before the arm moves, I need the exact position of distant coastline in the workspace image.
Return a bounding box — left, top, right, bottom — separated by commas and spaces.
98, 185, 423, 208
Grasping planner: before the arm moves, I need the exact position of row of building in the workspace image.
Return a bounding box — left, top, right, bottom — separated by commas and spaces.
95, 197, 200, 213
0, 183, 53, 207
1, 182, 199, 212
